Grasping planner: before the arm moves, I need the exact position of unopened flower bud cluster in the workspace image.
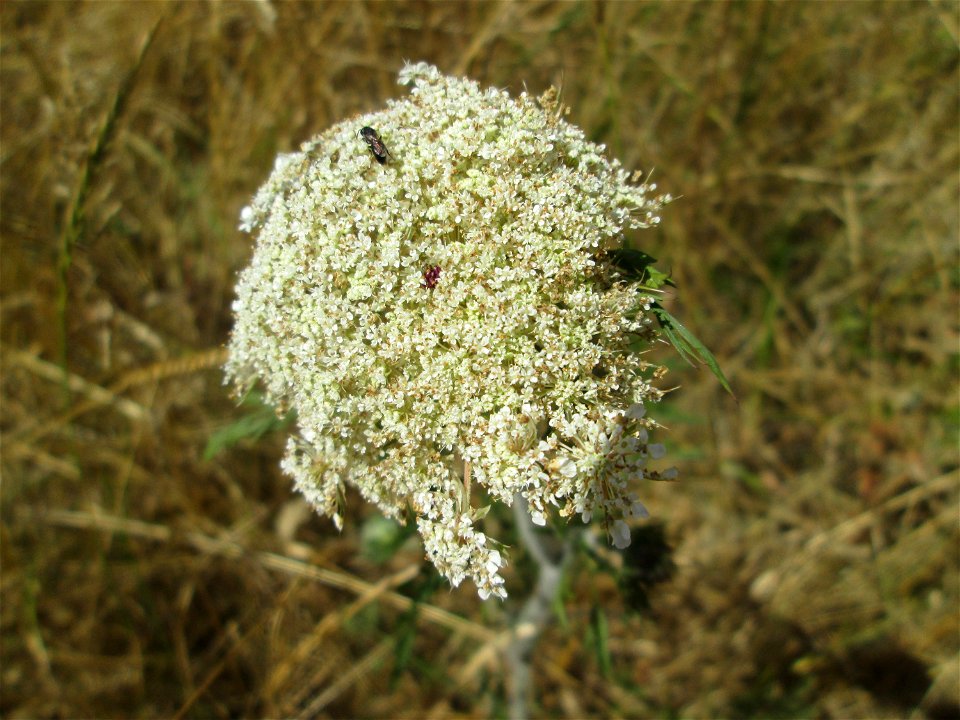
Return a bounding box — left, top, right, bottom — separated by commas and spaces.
227, 63, 675, 599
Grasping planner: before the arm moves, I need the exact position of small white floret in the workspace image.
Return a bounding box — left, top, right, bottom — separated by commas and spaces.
611, 520, 631, 549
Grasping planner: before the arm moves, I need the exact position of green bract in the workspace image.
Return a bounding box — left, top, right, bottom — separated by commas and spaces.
227, 63, 675, 599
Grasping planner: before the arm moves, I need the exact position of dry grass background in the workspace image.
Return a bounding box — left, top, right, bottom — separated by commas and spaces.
1, 1, 958, 718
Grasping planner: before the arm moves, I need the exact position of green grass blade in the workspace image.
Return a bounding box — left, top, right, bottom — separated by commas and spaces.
56, 20, 161, 388
204, 399, 295, 460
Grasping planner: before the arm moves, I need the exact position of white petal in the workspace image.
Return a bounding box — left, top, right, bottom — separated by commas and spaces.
611, 520, 631, 549
598, 433, 611, 453
626, 403, 646, 419
238, 206, 255, 231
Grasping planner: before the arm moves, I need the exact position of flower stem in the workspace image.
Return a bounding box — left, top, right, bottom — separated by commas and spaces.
506, 495, 575, 720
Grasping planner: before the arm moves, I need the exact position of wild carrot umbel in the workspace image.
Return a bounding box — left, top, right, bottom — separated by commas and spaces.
226, 63, 676, 599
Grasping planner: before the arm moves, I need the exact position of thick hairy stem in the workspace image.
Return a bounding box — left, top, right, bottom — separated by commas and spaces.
506, 495, 576, 720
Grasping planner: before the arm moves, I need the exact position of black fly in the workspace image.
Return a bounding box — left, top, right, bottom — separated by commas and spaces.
358, 126, 390, 164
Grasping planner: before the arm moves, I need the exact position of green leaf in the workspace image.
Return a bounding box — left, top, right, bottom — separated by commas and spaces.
608, 248, 676, 289
391, 571, 444, 685
360, 515, 416, 564
392, 614, 416, 683
471, 504, 492, 521
551, 588, 570, 631
607, 246, 733, 397
651, 302, 735, 397
203, 394, 295, 459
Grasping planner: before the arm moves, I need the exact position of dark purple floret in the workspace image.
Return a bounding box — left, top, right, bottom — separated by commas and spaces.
422, 265, 442, 289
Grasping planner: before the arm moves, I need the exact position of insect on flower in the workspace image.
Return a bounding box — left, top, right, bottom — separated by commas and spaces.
358, 126, 390, 164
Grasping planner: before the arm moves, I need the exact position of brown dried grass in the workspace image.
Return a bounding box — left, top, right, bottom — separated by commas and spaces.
2, 1, 957, 718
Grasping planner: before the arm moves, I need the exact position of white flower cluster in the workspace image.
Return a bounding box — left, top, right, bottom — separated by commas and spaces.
226, 63, 675, 599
